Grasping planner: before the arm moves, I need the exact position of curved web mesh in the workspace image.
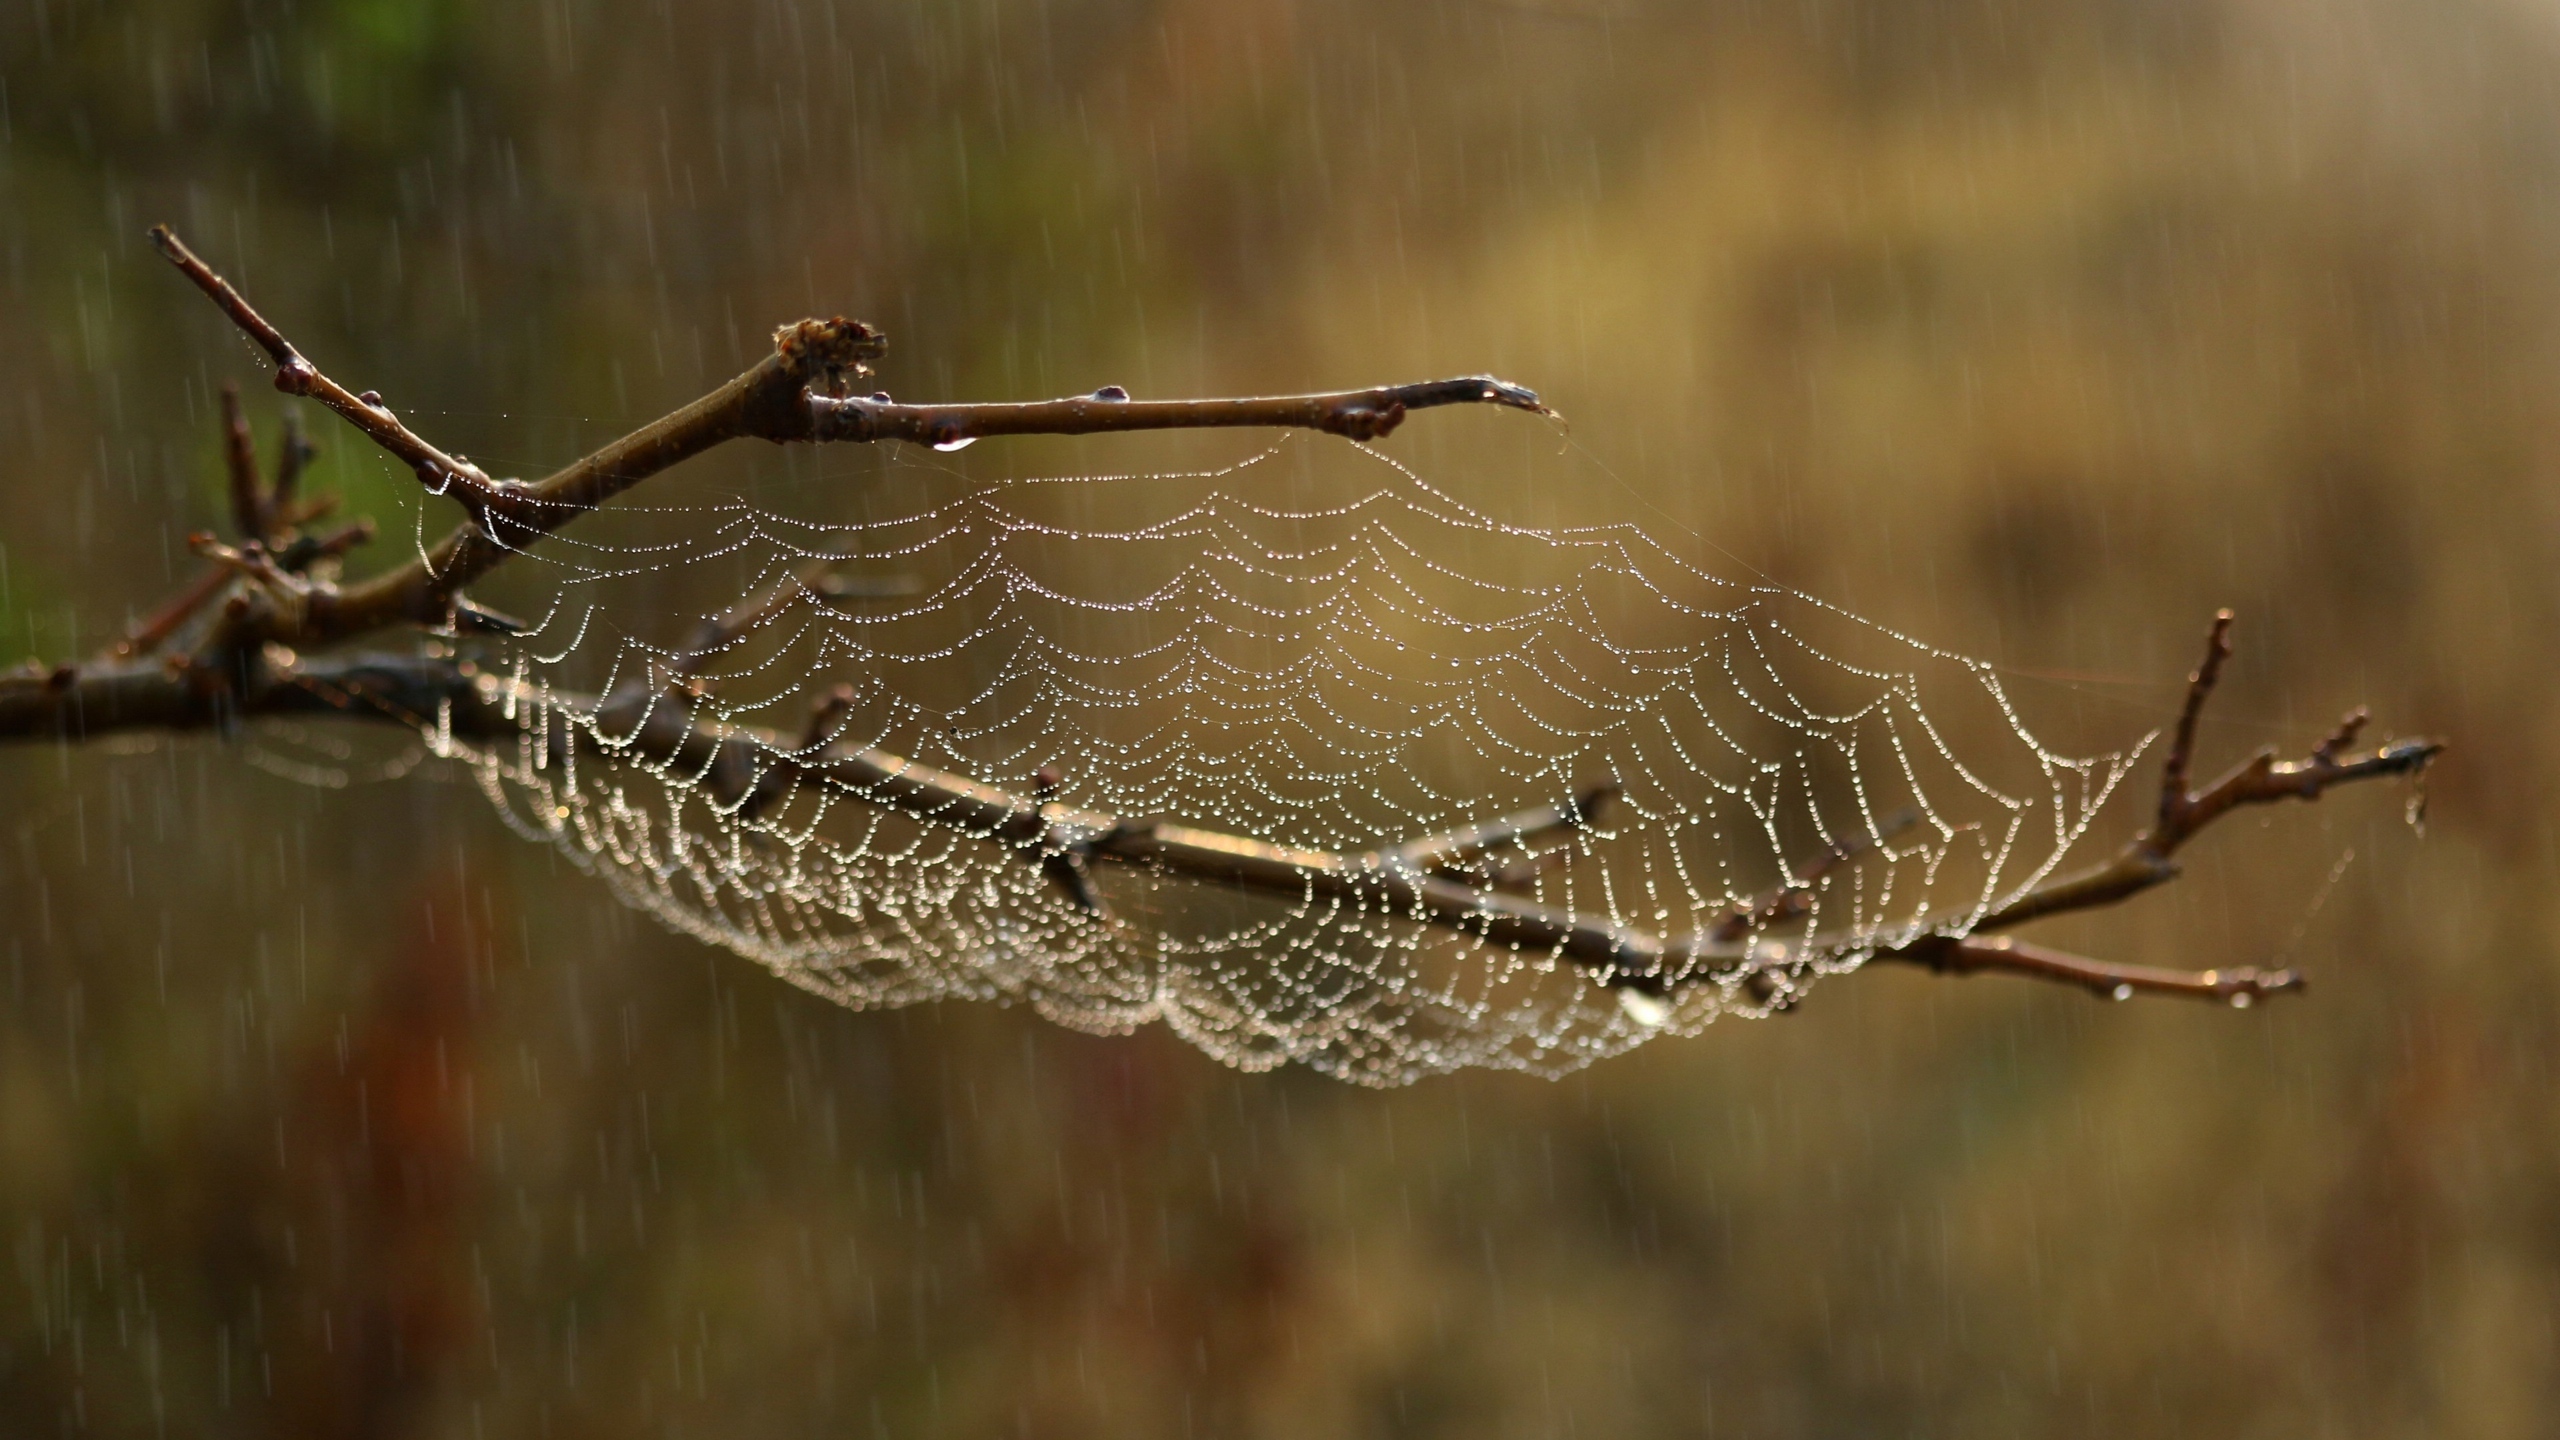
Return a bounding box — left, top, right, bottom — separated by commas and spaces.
412, 437, 2134, 1084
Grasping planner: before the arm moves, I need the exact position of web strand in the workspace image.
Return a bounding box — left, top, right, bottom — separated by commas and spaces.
427, 437, 2125, 1084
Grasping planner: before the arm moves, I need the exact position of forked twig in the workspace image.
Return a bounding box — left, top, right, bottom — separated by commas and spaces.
145, 230, 1547, 644
1950, 612, 2440, 937
670, 560, 835, 686
1861, 611, 2439, 999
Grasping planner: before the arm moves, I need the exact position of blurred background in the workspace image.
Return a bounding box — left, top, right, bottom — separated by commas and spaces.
3, 0, 2557, 1434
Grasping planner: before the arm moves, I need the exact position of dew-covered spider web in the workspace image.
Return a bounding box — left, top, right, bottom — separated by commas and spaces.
381, 434, 2143, 1084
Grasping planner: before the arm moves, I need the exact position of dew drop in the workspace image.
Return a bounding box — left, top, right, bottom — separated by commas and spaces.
2110, 983, 2134, 1002
1616, 989, 1669, 1027
2228, 991, 2253, 1009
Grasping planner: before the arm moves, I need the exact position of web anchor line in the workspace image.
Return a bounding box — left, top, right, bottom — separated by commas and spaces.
0, 227, 2446, 1082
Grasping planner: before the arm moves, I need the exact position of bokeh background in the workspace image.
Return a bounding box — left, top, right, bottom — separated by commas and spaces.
4, 0, 2557, 1434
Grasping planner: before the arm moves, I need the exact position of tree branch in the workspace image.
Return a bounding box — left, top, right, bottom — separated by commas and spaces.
1379, 783, 1619, 878
152, 227, 504, 518
1947, 612, 2439, 937
804, 376, 1552, 448
219, 383, 269, 543
147, 229, 1547, 648
1894, 936, 2302, 1005
2, 610, 2434, 1011
0, 228, 2441, 1020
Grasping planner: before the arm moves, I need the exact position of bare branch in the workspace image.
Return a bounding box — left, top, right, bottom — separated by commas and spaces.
2158, 607, 2233, 829
271, 410, 316, 525
151, 227, 505, 515
1710, 808, 1920, 944
111, 566, 232, 659
1379, 783, 1618, 877
0, 612, 2434, 1012
0, 653, 1674, 971
273, 518, 377, 574
189, 532, 307, 600
1961, 613, 2440, 936
1884, 936, 2303, 1005
150, 229, 1548, 648
218, 383, 268, 542
809, 573, 923, 604
806, 376, 1553, 448
671, 560, 832, 686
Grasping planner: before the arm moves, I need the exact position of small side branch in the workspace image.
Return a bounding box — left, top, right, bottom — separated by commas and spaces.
219, 384, 269, 542
1376, 783, 1617, 877
1967, 612, 2440, 935
147, 229, 1548, 649
152, 227, 503, 511
112, 566, 232, 659
1710, 808, 1919, 944
670, 561, 833, 686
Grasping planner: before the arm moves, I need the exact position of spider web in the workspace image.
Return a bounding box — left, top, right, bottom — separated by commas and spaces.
397, 435, 2138, 1084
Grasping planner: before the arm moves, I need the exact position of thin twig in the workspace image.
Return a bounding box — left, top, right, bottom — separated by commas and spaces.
672, 561, 832, 684
271, 410, 315, 524
272, 518, 377, 573
1902, 936, 2302, 1005
1380, 783, 1617, 876
1960, 614, 2440, 936
1709, 808, 1919, 944
151, 226, 505, 515
219, 383, 268, 542
111, 566, 232, 659
2158, 607, 2233, 833
148, 229, 1549, 647
806, 377, 1552, 448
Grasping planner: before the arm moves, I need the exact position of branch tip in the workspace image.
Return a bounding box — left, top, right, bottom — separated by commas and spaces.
2162, 608, 2237, 823
1914, 936, 2308, 1005
150, 225, 303, 380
